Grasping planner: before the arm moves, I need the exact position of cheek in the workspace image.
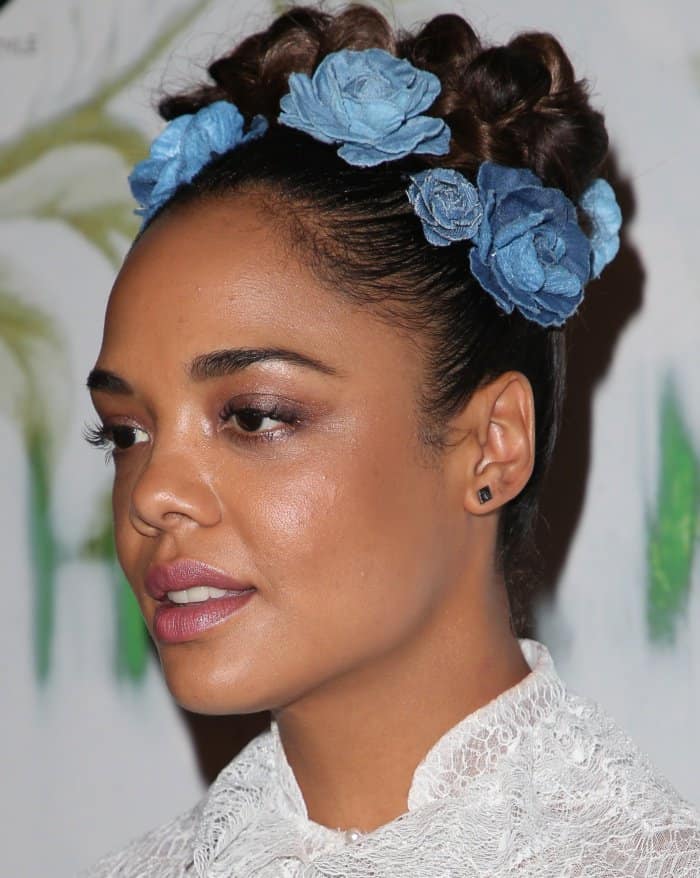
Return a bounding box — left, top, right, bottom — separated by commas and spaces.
229, 431, 448, 662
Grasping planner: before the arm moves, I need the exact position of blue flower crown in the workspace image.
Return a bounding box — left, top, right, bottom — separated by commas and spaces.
129, 48, 621, 328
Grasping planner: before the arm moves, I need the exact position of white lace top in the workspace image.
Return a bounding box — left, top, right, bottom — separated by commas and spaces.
83, 639, 700, 877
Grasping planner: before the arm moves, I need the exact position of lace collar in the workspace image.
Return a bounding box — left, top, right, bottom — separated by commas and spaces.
270, 638, 564, 816
190, 639, 566, 875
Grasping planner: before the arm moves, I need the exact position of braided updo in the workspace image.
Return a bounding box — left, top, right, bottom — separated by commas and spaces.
154, 4, 610, 633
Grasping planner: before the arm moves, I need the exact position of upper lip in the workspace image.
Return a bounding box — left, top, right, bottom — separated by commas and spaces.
145, 559, 255, 601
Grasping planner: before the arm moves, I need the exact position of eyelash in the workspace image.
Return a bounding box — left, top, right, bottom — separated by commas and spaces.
84, 402, 301, 461
83, 422, 146, 462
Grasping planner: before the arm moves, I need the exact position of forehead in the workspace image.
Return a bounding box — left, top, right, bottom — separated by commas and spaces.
104, 199, 343, 351
99, 196, 423, 389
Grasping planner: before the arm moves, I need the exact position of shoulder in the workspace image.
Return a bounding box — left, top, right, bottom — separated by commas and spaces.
78, 804, 201, 877
533, 686, 700, 876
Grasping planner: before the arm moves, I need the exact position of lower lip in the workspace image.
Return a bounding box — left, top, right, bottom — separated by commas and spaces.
153, 590, 255, 644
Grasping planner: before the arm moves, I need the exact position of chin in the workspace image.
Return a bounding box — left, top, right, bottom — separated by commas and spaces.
156, 641, 295, 716
157, 645, 252, 715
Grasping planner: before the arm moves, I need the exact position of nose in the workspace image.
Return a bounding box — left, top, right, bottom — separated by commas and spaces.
128, 445, 222, 536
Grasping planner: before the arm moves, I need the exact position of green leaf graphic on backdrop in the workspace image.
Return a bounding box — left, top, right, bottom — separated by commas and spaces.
647, 381, 700, 643
0, 0, 212, 684
0, 289, 65, 680
81, 494, 150, 680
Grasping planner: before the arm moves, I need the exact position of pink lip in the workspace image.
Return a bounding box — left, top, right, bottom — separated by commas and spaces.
145, 559, 253, 601
146, 559, 256, 645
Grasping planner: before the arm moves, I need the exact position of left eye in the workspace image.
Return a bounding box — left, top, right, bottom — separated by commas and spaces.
231, 409, 283, 433
221, 403, 299, 441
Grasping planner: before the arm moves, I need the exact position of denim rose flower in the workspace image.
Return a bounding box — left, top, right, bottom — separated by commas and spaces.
128, 100, 268, 223
469, 162, 592, 327
579, 178, 622, 278
407, 169, 483, 246
278, 48, 451, 167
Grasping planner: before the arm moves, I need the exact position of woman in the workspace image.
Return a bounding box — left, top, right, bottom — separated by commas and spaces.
83, 4, 699, 875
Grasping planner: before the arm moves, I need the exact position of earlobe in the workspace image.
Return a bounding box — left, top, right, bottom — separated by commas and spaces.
462, 372, 536, 516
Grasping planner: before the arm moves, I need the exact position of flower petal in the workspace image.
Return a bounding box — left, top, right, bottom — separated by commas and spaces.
494, 235, 546, 294
580, 178, 622, 278
492, 208, 550, 250
379, 116, 450, 158
344, 98, 404, 141
540, 263, 584, 297
469, 250, 516, 314
336, 142, 392, 167
476, 161, 541, 197
149, 115, 192, 161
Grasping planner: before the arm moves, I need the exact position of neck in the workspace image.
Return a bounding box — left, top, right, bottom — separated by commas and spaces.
272, 568, 531, 833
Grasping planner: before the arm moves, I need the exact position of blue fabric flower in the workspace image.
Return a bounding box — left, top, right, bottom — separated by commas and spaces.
278, 48, 451, 167
469, 162, 592, 327
579, 178, 622, 278
407, 169, 483, 246
128, 100, 268, 223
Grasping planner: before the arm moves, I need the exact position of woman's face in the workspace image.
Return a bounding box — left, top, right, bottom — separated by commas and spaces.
89, 196, 467, 714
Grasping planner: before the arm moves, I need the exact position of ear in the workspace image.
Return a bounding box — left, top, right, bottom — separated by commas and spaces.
455, 371, 536, 516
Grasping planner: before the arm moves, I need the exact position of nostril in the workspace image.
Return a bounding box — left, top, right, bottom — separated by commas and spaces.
128, 504, 163, 538
128, 456, 222, 532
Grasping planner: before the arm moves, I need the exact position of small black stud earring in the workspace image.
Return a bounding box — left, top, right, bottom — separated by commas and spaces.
477, 485, 492, 505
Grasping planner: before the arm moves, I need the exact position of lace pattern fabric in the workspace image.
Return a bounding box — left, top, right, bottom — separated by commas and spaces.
82, 640, 700, 877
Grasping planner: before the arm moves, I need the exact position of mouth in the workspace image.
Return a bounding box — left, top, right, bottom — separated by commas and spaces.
165, 585, 250, 605
146, 560, 256, 644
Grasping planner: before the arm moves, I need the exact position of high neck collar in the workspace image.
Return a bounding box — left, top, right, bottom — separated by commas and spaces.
192, 638, 566, 874
269, 638, 565, 818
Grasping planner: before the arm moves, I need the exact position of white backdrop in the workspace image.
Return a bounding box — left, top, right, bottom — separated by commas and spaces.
1, 1, 698, 875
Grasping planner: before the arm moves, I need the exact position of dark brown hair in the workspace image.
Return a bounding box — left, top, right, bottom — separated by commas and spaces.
151, 4, 609, 633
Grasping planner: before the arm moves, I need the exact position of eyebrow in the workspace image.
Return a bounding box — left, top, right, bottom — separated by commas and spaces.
86, 369, 133, 394
189, 347, 339, 380
86, 347, 340, 394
